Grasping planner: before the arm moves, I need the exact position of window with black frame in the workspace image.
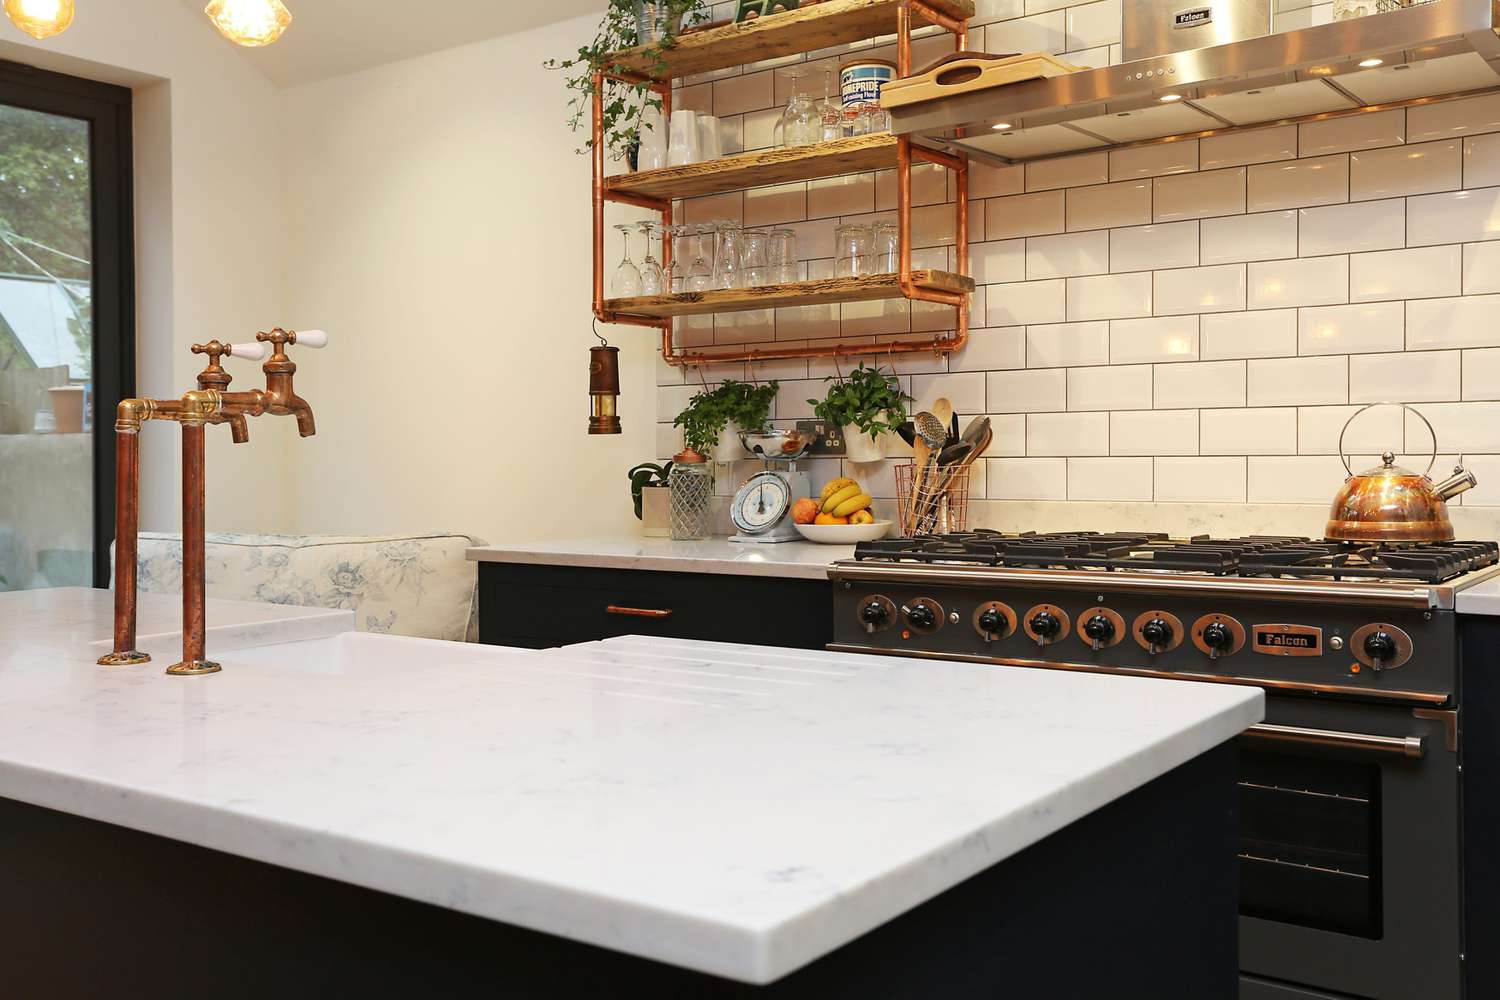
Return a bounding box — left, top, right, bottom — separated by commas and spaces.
0, 61, 133, 592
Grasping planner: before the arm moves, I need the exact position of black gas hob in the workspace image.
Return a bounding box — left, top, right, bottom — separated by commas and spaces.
852, 531, 1500, 585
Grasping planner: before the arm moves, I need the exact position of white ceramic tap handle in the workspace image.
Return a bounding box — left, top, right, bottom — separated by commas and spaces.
294, 329, 329, 349
229, 342, 270, 362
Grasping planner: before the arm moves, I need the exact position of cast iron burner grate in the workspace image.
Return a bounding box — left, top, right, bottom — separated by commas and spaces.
851, 532, 1499, 584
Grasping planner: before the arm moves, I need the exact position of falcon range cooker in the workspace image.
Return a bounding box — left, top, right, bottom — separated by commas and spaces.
828, 532, 1500, 1000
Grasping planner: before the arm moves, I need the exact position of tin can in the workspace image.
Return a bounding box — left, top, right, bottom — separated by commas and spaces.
840, 58, 896, 109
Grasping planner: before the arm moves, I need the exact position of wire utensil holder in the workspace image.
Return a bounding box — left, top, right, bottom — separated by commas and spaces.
895, 462, 972, 537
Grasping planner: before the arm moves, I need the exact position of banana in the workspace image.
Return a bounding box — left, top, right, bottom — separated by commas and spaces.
831, 493, 873, 518
821, 483, 862, 513
820, 477, 857, 503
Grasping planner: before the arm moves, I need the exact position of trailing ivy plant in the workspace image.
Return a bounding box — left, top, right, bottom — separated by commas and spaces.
673, 379, 779, 454
808, 365, 912, 442
545, 0, 709, 162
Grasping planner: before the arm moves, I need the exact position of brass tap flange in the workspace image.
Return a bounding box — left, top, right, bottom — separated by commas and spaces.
98, 651, 152, 666
166, 659, 222, 676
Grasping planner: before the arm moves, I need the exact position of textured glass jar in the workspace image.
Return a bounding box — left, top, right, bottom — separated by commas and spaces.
669, 457, 714, 540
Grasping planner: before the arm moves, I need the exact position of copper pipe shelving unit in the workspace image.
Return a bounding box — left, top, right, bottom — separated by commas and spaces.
591, 0, 975, 368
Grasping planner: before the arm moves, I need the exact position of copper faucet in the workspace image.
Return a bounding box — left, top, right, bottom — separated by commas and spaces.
98, 329, 327, 675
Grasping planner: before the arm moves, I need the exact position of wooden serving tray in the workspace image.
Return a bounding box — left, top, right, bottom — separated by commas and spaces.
881, 52, 1086, 110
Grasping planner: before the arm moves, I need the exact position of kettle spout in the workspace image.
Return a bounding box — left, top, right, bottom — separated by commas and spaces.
1433, 465, 1478, 502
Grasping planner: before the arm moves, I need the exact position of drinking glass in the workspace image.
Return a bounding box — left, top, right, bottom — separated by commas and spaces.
637, 220, 665, 295
768, 228, 799, 284
712, 221, 746, 290
741, 228, 771, 287
612, 223, 642, 297
834, 223, 870, 278
868, 220, 900, 275
697, 113, 723, 161
686, 225, 715, 292
668, 109, 701, 166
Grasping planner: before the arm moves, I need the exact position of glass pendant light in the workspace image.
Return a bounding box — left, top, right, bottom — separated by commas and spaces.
204, 0, 292, 47
3, 0, 75, 40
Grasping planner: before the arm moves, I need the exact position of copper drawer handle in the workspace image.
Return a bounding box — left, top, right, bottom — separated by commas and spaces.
1245, 723, 1426, 759
606, 605, 673, 619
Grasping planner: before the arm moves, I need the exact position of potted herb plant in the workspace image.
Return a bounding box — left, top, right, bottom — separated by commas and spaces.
673, 379, 780, 463
545, 0, 709, 163
808, 365, 912, 463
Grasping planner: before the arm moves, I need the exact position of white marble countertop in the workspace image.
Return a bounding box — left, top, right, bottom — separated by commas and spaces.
0, 616, 1262, 985
1457, 576, 1500, 616
466, 536, 853, 580
0, 586, 354, 660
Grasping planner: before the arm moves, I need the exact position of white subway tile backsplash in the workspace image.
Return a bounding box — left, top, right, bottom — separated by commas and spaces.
1068, 457, 1154, 501
1407, 295, 1500, 350
1109, 221, 1199, 273
1298, 302, 1405, 356
1299, 404, 1404, 455
1027, 230, 1109, 279
1155, 360, 1246, 409
986, 457, 1067, 500
1465, 348, 1500, 400
1153, 168, 1246, 222
1298, 199, 1404, 256
1350, 140, 1461, 201
985, 12, 1067, 58
1407, 188, 1500, 246
971, 239, 1026, 285
1407, 92, 1500, 143
1408, 402, 1500, 453
808, 174, 874, 218
1349, 246, 1462, 302
1464, 133, 1500, 189
987, 279, 1067, 326
1248, 356, 1349, 406
970, 160, 1025, 199
1463, 242, 1500, 293
1200, 211, 1298, 266
1247, 255, 1349, 309
1064, 0, 1121, 50
1111, 409, 1199, 455
1299, 108, 1405, 157
1200, 126, 1296, 170
951, 326, 1026, 372
1068, 363, 1153, 411
1460, 455, 1500, 507
1349, 351, 1461, 404
1067, 180, 1151, 232
1201, 407, 1298, 455
1201, 310, 1299, 360
1247, 154, 1349, 213
1027, 321, 1110, 368
1248, 456, 1349, 503
987, 367, 1067, 412
1155, 457, 1247, 502
912, 372, 988, 415
1025, 151, 1109, 192
986, 413, 1027, 456
1028, 411, 1110, 455
986, 190, 1066, 239
1154, 264, 1246, 315
1067, 272, 1153, 321
1111, 316, 1199, 364
1110, 141, 1198, 180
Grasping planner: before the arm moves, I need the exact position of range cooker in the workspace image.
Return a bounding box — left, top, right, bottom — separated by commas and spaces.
828, 532, 1500, 1000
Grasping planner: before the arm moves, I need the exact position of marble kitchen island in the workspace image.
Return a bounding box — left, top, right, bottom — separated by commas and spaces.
1, 595, 1262, 999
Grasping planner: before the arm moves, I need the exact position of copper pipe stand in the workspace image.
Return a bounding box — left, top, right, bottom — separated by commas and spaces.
166, 660, 222, 677
98, 651, 151, 667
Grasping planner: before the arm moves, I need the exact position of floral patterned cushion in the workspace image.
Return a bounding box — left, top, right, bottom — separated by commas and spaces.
126, 532, 485, 642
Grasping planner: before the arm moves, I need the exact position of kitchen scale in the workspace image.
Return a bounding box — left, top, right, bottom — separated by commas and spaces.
729, 430, 817, 545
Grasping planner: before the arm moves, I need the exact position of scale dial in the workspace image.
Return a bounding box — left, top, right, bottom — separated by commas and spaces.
731, 472, 793, 535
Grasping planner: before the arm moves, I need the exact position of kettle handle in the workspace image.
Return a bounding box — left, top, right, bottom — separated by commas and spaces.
1338, 401, 1438, 478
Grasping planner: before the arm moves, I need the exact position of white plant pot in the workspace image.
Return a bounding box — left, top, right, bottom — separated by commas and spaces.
640, 486, 671, 537
843, 422, 886, 463
712, 423, 746, 463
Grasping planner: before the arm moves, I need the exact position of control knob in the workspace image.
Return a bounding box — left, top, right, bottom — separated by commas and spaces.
1082, 614, 1116, 651
1364, 630, 1398, 670
905, 604, 937, 630
861, 601, 891, 633
1202, 622, 1233, 660
1141, 618, 1174, 654
1029, 611, 1062, 645
978, 608, 1006, 637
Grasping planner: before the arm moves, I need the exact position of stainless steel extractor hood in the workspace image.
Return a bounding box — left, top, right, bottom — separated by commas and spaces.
893, 0, 1500, 164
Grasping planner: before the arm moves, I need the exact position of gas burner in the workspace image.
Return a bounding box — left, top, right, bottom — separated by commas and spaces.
852, 533, 1499, 584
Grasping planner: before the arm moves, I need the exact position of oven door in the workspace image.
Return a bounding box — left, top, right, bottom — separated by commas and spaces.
1237, 699, 1460, 1000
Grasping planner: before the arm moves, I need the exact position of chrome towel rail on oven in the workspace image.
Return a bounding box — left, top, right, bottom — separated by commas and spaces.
1245, 723, 1426, 759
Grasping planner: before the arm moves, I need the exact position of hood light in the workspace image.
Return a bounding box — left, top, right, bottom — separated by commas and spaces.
1159, 93, 1183, 103
1359, 57, 1384, 68
992, 122, 1012, 130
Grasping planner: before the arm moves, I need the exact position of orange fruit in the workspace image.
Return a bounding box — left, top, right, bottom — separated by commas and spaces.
791, 498, 820, 525
814, 513, 850, 526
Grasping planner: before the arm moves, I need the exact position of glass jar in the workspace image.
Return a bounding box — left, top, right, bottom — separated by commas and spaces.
669, 455, 714, 540
780, 93, 819, 148
834, 223, 870, 278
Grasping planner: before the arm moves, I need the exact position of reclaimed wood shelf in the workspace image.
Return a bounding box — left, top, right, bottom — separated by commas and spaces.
607, 134, 900, 201
607, 0, 975, 81
604, 270, 974, 319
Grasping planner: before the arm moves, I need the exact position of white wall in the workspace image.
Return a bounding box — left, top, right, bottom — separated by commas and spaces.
275, 14, 656, 543
2, 0, 290, 535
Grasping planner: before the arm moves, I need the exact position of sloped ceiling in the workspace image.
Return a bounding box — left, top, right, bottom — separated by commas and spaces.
179, 0, 605, 87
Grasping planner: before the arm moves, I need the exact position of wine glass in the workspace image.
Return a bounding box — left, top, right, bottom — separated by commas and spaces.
612, 223, 641, 297
686, 224, 714, 292
637, 220, 664, 295
663, 224, 688, 292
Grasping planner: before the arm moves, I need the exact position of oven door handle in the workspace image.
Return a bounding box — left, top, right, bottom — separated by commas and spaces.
1244, 723, 1426, 759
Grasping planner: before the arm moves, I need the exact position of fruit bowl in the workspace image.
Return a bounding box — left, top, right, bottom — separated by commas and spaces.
794, 520, 893, 544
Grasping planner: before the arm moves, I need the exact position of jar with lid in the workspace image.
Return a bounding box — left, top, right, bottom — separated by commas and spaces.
669, 450, 714, 540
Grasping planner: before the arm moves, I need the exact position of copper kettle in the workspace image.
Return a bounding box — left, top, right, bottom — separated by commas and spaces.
1325, 403, 1477, 543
